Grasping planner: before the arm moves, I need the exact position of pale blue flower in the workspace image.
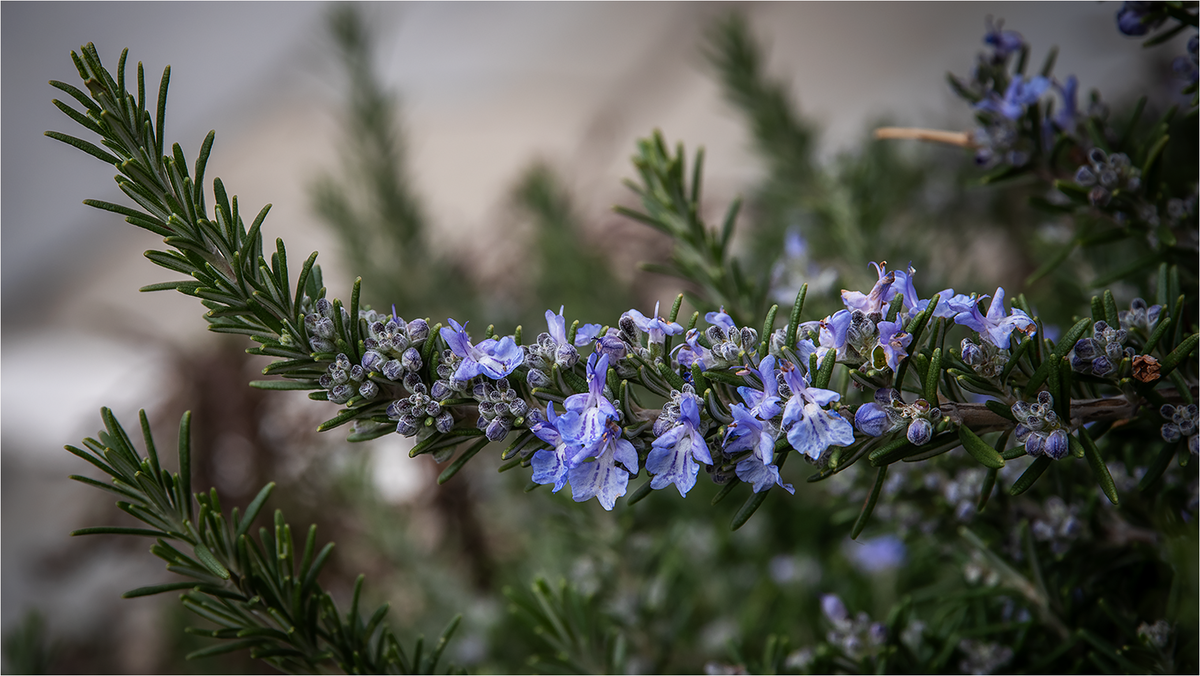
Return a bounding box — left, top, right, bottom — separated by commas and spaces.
735, 451, 795, 494
780, 363, 855, 460
530, 403, 586, 492
439, 318, 524, 380
724, 403, 777, 466
954, 287, 1037, 348
984, 18, 1025, 60
875, 318, 912, 371
647, 392, 711, 496
563, 353, 618, 451
625, 302, 684, 344
738, 354, 782, 420
976, 76, 1051, 120
546, 306, 602, 347
841, 262, 897, 315
566, 421, 638, 510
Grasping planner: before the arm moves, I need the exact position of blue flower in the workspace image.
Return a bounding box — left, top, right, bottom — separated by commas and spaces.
975, 75, 1051, 120
984, 18, 1025, 61
625, 302, 684, 345
563, 353, 619, 450
439, 318, 524, 380
1116, 1, 1165, 36
566, 421, 638, 510
954, 287, 1036, 348
780, 362, 855, 460
735, 451, 795, 494
875, 318, 912, 372
841, 262, 897, 315
813, 309, 852, 362
674, 329, 714, 371
647, 392, 712, 496
845, 535, 907, 573
725, 403, 795, 494
546, 306, 602, 347
705, 309, 737, 333
530, 403, 585, 492
924, 289, 978, 319
1053, 76, 1079, 131
738, 354, 783, 420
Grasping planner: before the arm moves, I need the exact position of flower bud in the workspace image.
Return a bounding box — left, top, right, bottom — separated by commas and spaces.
319, 374, 334, 389
358, 380, 379, 399
526, 368, 552, 389
329, 383, 353, 404
821, 594, 849, 624
349, 365, 365, 382
315, 297, 333, 317
435, 411, 454, 433
1045, 429, 1069, 460
1090, 356, 1114, 377
407, 318, 429, 342
706, 326, 727, 344
740, 327, 759, 350
1025, 432, 1045, 456
1074, 166, 1096, 186
403, 372, 424, 393
387, 400, 410, 418
330, 368, 349, 385
396, 415, 419, 437
508, 398, 528, 418
431, 380, 453, 401
555, 343, 579, 368
485, 416, 511, 442
426, 401, 442, 418
855, 403, 890, 437
906, 418, 932, 446
382, 359, 404, 381
361, 350, 386, 372
402, 347, 422, 372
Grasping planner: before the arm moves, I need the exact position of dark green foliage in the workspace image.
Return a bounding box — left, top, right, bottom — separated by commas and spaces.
67, 408, 459, 674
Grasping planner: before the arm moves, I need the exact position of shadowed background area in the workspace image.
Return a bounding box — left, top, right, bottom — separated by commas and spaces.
1, 2, 1174, 673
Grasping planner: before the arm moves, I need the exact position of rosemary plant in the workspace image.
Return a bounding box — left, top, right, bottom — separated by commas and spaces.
47, 3, 1197, 673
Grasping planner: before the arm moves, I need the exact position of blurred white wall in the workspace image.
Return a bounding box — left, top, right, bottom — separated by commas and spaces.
0, 0, 1171, 656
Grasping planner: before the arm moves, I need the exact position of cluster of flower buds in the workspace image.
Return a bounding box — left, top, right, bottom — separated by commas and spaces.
320, 353, 372, 404
820, 595, 887, 661
854, 389, 942, 446
1030, 496, 1085, 555
473, 380, 528, 441
958, 639, 1015, 676
1160, 403, 1198, 454
1075, 149, 1141, 208
387, 383, 451, 437
1119, 297, 1163, 333
303, 297, 350, 353
1012, 391, 1070, 459
961, 337, 1010, 379
1069, 320, 1131, 377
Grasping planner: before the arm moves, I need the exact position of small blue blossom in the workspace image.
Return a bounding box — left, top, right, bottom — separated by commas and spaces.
975, 75, 1051, 120
545, 306, 602, 347
874, 318, 912, 372
735, 450, 795, 494
813, 310, 852, 363
841, 262, 898, 316
624, 302, 684, 345
984, 18, 1025, 61
647, 392, 712, 496
844, 535, 907, 573
563, 353, 619, 450
1053, 75, 1080, 131
530, 403, 585, 491
725, 403, 778, 467
439, 318, 524, 380
954, 287, 1036, 348
1116, 1, 1165, 36
566, 420, 638, 510
738, 354, 783, 420
780, 362, 855, 460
